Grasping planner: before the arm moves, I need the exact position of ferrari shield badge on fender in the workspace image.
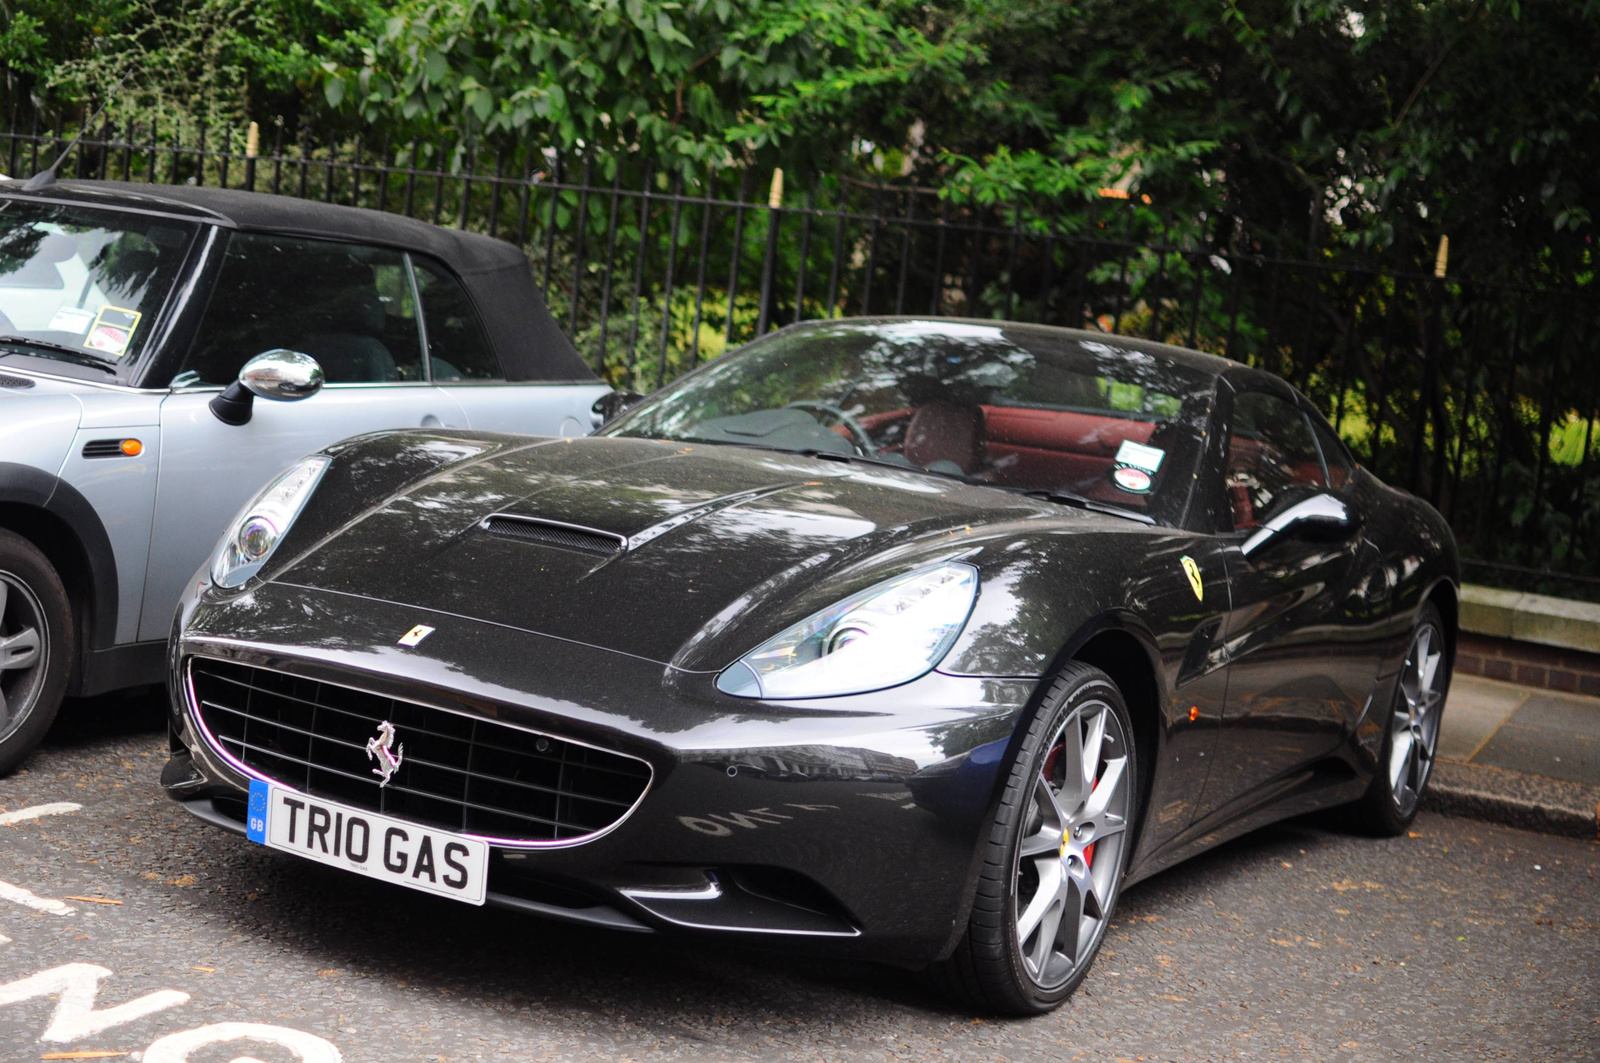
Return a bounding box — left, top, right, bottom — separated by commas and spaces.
1180, 556, 1204, 601
398, 623, 435, 647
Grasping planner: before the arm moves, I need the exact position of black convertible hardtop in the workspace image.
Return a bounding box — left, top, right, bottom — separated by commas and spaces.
0, 179, 597, 383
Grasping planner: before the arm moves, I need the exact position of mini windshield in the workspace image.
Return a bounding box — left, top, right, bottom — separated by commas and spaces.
0, 199, 196, 368
604, 319, 1218, 525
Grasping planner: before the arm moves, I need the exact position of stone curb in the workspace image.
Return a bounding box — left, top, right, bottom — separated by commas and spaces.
1460, 583, 1600, 655
1423, 759, 1600, 840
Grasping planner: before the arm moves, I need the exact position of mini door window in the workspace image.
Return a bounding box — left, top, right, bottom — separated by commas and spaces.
412, 257, 503, 382
180, 233, 425, 386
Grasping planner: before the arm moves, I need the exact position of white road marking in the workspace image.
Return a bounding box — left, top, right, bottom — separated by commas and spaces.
0, 880, 74, 916
0, 802, 82, 826
0, 962, 189, 1043
144, 1022, 342, 1062
0, 933, 10, 944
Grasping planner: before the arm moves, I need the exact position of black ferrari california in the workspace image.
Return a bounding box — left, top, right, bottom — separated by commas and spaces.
164, 317, 1457, 1013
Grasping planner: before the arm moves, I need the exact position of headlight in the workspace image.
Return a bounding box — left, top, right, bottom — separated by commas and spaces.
210, 456, 329, 588
715, 563, 979, 699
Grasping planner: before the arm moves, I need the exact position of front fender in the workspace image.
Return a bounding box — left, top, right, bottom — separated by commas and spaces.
0, 462, 120, 652
940, 525, 1225, 679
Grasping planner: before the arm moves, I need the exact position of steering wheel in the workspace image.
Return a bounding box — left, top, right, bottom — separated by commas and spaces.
784, 401, 877, 455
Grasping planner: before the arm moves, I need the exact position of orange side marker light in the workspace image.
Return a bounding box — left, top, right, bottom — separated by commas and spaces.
1188, 705, 1199, 722
120, 438, 142, 456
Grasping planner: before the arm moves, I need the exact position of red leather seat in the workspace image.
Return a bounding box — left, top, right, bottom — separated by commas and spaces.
904, 404, 983, 473
979, 406, 1157, 489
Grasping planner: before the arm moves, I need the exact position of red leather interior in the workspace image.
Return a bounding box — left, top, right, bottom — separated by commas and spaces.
826, 401, 1172, 502
905, 404, 983, 473
979, 406, 1157, 490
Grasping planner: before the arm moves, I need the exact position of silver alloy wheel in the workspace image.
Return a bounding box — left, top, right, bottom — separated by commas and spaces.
1389, 622, 1444, 816
1011, 698, 1131, 990
0, 571, 48, 743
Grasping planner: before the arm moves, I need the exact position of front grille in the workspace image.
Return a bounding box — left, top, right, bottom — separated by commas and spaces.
188, 658, 651, 845
481, 514, 625, 556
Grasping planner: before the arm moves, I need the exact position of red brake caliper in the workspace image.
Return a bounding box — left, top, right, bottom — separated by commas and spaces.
1083, 765, 1101, 870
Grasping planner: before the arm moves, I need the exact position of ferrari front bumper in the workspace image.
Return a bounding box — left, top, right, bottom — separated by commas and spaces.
165, 580, 1037, 967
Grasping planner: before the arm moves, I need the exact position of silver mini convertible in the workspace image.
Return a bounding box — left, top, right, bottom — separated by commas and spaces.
0, 180, 609, 771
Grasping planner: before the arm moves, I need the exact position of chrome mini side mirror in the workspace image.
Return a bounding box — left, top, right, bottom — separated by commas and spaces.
1241, 492, 1356, 557
209, 350, 325, 425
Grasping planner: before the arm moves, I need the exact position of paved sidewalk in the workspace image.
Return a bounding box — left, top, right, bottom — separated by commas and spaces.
1428, 674, 1600, 838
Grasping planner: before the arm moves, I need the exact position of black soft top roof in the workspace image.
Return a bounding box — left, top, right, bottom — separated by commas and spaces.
0, 179, 598, 383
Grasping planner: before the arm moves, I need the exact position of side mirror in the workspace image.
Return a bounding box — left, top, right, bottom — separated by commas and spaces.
591, 389, 645, 429
1240, 492, 1356, 558
209, 350, 325, 426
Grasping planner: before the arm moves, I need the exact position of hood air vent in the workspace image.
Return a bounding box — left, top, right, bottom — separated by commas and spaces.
0, 373, 34, 389
480, 514, 626, 557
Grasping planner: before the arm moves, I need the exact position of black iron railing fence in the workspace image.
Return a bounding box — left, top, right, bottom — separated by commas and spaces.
5, 115, 1598, 599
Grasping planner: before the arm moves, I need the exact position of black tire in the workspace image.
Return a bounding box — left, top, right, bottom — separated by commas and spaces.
925, 662, 1139, 1014
1350, 602, 1449, 836
0, 529, 72, 776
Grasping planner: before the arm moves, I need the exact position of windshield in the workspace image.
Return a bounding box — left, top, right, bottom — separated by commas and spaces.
603, 319, 1218, 525
0, 198, 196, 368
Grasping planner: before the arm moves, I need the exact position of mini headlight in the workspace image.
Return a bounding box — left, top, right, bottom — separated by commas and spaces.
716, 563, 979, 699
210, 456, 329, 588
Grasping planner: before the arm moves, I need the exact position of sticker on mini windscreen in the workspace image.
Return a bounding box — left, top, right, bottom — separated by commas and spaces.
48, 306, 95, 335
83, 305, 141, 357
246, 779, 269, 843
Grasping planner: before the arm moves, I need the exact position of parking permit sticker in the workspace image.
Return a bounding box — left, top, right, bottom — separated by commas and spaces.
1112, 466, 1153, 493
1114, 439, 1165, 472
47, 306, 94, 334
246, 779, 269, 843
83, 305, 141, 357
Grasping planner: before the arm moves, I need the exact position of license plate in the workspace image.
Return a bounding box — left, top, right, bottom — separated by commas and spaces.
246, 780, 489, 905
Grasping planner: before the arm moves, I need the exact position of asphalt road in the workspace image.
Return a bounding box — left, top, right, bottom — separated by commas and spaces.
1, 692, 1596, 1063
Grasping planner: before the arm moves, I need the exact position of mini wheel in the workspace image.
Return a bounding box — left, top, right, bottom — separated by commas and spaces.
0, 529, 72, 776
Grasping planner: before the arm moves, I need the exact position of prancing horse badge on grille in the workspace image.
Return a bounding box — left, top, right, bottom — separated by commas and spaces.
366, 721, 404, 787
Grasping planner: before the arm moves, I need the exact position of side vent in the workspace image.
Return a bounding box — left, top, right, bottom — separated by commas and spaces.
481, 515, 626, 556
83, 439, 133, 459
0, 374, 34, 389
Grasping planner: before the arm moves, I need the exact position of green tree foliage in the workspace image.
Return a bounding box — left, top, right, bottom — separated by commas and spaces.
324, 0, 973, 174
0, 0, 379, 129
9, 1, 1594, 283
316, 0, 1598, 281
924, 0, 1599, 281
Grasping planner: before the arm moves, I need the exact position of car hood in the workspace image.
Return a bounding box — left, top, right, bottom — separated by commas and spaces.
275, 436, 1117, 668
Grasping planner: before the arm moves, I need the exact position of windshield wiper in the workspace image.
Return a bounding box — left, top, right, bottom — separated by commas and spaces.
0, 336, 116, 373
791, 447, 963, 477
1021, 488, 1157, 525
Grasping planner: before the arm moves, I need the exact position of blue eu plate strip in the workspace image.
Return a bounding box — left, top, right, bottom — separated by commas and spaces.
246, 779, 269, 843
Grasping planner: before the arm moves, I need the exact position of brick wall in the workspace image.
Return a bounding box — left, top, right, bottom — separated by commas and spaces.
1456, 632, 1600, 697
